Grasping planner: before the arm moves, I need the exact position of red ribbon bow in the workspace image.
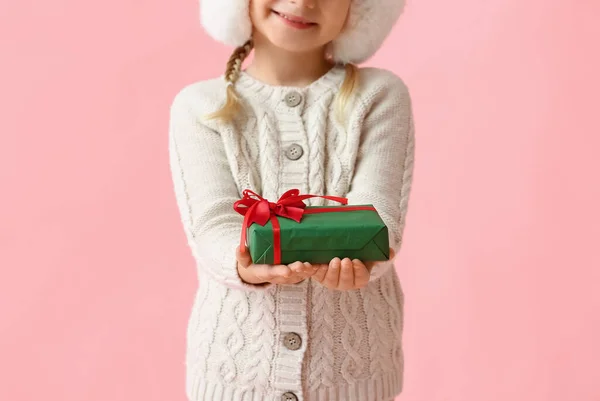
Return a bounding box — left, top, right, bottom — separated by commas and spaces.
233, 189, 348, 264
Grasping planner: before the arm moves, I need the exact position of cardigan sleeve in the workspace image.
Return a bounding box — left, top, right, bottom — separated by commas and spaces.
344, 75, 416, 282
168, 91, 273, 291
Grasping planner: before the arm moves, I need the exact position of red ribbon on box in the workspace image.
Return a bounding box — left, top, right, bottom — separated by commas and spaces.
233, 189, 376, 264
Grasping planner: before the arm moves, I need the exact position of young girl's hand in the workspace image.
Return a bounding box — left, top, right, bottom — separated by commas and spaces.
236, 247, 319, 285
311, 248, 396, 291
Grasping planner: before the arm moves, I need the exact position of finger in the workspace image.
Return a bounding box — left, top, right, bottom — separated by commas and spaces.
285, 262, 314, 282
364, 260, 377, 273
337, 258, 355, 291
272, 264, 293, 278
272, 264, 307, 285
302, 262, 319, 277
254, 264, 291, 282
288, 261, 306, 274
389, 247, 396, 259
352, 259, 370, 289
236, 246, 253, 268
323, 257, 341, 288
279, 272, 308, 284
312, 264, 329, 282
288, 262, 322, 282
249, 265, 271, 282
286, 262, 308, 282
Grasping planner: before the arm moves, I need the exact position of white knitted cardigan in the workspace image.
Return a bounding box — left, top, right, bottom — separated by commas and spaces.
168, 65, 415, 401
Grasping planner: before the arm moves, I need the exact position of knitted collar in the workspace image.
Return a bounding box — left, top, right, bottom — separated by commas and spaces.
234, 64, 347, 110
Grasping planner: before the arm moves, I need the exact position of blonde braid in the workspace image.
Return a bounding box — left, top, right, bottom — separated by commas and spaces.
334, 63, 359, 125
205, 39, 254, 122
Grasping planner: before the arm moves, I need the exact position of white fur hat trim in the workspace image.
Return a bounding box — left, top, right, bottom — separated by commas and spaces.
199, 0, 406, 64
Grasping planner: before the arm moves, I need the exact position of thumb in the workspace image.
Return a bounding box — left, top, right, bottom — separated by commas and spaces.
236, 246, 253, 268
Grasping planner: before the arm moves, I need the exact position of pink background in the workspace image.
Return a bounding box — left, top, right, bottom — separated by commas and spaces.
1, 0, 599, 400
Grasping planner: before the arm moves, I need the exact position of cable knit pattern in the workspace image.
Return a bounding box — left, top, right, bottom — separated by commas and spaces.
305, 97, 329, 206
339, 291, 365, 382
380, 277, 403, 375
258, 113, 281, 198
243, 290, 276, 390
239, 117, 261, 192
325, 113, 347, 201
362, 282, 388, 379
168, 65, 416, 401
307, 283, 336, 391
219, 291, 249, 383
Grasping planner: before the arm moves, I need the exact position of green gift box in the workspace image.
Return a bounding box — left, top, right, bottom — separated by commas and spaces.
246, 204, 391, 265
235, 189, 391, 265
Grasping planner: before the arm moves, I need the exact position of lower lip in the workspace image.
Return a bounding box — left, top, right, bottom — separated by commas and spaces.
273, 11, 316, 30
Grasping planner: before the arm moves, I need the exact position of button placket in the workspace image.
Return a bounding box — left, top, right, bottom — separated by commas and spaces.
283, 332, 302, 350
272, 282, 308, 401
284, 90, 303, 108
285, 143, 304, 161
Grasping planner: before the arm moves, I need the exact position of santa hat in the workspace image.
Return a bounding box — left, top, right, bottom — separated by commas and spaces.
199, 0, 406, 64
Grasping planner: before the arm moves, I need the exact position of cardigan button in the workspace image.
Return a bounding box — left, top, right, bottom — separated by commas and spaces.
281, 392, 298, 401
284, 91, 302, 107
285, 143, 304, 160
283, 332, 302, 350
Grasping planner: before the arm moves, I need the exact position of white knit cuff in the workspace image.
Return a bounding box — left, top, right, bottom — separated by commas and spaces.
199, 231, 274, 292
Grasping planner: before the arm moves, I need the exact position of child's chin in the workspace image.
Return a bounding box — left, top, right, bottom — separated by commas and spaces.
269, 38, 318, 53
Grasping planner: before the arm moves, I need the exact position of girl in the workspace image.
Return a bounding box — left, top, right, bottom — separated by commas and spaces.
168, 0, 415, 400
